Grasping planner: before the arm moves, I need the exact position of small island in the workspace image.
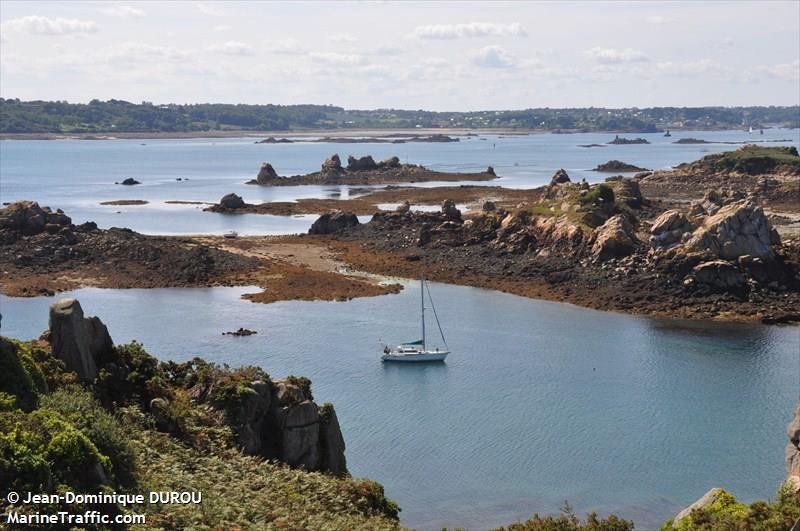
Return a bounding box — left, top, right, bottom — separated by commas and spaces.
608, 135, 650, 145
593, 160, 650, 172
245, 154, 497, 186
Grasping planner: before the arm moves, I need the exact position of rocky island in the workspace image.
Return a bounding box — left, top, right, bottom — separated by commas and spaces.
593, 160, 650, 172
245, 154, 497, 186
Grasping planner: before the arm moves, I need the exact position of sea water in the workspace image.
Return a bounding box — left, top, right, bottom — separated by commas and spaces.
2, 284, 797, 530
2, 129, 797, 235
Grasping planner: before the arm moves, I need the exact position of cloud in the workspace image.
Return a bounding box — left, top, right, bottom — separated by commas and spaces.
470, 45, 516, 68
655, 59, 729, 77
267, 39, 303, 54
195, 3, 225, 16
208, 41, 253, 55
410, 22, 526, 39
214, 24, 232, 32
1, 15, 99, 36
586, 47, 649, 64
109, 42, 191, 63
646, 15, 672, 24
374, 46, 404, 56
755, 60, 800, 80
309, 52, 366, 65
329, 33, 357, 43
101, 5, 145, 18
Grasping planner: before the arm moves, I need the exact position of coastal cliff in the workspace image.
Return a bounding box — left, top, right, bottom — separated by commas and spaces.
0, 299, 400, 529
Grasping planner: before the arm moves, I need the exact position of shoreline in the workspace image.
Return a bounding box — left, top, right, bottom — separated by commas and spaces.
0, 125, 783, 141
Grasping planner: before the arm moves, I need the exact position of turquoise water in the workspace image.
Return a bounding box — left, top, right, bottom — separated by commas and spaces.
2, 129, 797, 235
2, 285, 798, 530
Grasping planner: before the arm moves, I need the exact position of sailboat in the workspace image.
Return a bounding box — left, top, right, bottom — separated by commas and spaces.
381, 274, 450, 362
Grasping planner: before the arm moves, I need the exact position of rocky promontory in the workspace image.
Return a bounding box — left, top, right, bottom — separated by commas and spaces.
0, 300, 400, 528
245, 154, 498, 186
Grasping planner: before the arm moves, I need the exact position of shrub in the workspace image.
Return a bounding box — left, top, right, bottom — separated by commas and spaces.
0, 337, 47, 411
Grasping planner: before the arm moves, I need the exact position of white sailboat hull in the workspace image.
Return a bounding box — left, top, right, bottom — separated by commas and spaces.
381, 350, 449, 362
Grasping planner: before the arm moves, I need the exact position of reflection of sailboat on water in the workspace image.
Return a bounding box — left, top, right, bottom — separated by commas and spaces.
381, 274, 449, 362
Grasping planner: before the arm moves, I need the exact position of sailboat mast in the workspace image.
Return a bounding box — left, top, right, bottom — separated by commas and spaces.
421, 273, 426, 351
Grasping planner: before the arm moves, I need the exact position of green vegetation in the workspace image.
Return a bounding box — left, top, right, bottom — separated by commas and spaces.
1, 99, 797, 134
685, 145, 800, 175
0, 337, 401, 530
660, 486, 800, 531
493, 502, 634, 530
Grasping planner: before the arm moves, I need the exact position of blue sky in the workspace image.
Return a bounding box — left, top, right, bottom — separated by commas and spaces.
1, 1, 798, 110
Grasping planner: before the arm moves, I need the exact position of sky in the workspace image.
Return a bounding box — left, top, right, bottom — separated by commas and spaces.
0, 0, 798, 110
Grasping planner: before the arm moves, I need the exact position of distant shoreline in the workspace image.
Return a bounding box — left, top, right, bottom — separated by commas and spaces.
1, 125, 791, 141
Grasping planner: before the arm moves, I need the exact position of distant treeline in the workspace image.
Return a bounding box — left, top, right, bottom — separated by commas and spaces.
1, 98, 798, 133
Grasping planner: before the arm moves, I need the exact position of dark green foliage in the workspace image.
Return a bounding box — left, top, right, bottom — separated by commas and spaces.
661, 486, 800, 530
40, 387, 137, 487
2, 99, 797, 133
580, 184, 616, 207
495, 502, 634, 530
0, 338, 47, 411
0, 408, 110, 492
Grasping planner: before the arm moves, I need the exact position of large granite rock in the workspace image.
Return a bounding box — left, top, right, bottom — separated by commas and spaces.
650, 210, 694, 249
591, 214, 639, 260
256, 162, 279, 184
377, 156, 401, 168
684, 200, 780, 260
319, 404, 347, 476
441, 199, 462, 221
281, 401, 321, 470
609, 177, 643, 208
550, 168, 571, 185
671, 488, 725, 528
0, 201, 72, 239
309, 211, 360, 234
321, 154, 342, 173
218, 193, 246, 209
689, 260, 746, 291
346, 155, 377, 172
48, 298, 113, 381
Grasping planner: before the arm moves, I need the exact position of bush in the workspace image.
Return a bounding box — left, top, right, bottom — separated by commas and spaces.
40, 387, 137, 487
497, 502, 633, 530
0, 338, 47, 411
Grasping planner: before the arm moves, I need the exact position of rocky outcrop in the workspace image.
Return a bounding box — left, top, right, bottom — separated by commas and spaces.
593, 160, 650, 172
118, 178, 141, 186
396, 201, 411, 214
347, 155, 377, 172
48, 298, 113, 382
441, 199, 461, 221
787, 401, 800, 492
218, 193, 246, 209
608, 178, 643, 208
688, 260, 746, 292
671, 488, 725, 528
650, 210, 694, 249
608, 135, 649, 145
590, 214, 639, 260
482, 200, 496, 212
377, 156, 401, 169
321, 154, 342, 173
0, 200, 73, 243
256, 162, 279, 184
550, 168, 571, 185
684, 200, 780, 260
309, 211, 360, 234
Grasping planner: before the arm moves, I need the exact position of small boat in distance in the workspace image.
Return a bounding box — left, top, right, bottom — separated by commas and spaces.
382, 274, 450, 362
223, 230, 239, 239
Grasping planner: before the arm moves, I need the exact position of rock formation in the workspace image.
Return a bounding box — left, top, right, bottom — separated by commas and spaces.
347, 155, 377, 172
0, 200, 73, 242
218, 193, 246, 210
671, 488, 725, 528
48, 298, 113, 381
396, 201, 411, 214
591, 214, 639, 260
688, 260, 746, 291
608, 178, 643, 208
119, 178, 141, 186
550, 168, 571, 185
256, 162, 279, 184
321, 154, 342, 173
684, 200, 780, 260
377, 156, 401, 169
309, 211, 360, 234
650, 210, 694, 249
441, 199, 462, 221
